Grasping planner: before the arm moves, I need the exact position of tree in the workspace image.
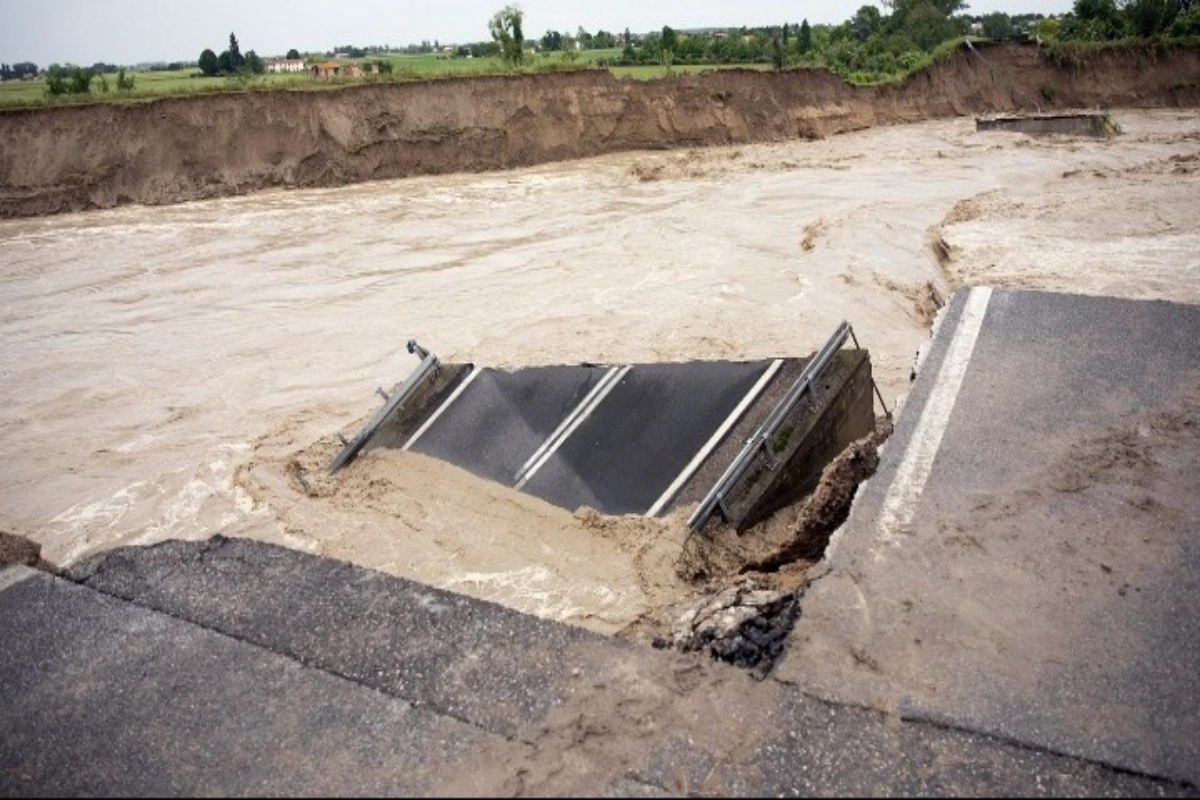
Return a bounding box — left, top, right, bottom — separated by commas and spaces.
850, 5, 883, 40
541, 30, 563, 51
286, 48, 301, 60
199, 48, 219, 76
228, 32, 244, 71
621, 33, 637, 62
245, 50, 265, 74
1076, 0, 1121, 21
661, 25, 678, 56
1035, 17, 1061, 40
982, 11, 1014, 39
799, 19, 813, 52
1170, 4, 1200, 33
490, 5, 525, 66
1123, 0, 1173, 36
769, 35, 785, 69
900, 1, 963, 49
1060, 0, 1126, 38
217, 51, 234, 73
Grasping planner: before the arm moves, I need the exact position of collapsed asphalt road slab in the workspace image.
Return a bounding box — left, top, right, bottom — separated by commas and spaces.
331, 332, 880, 526
778, 287, 1200, 786
2, 540, 1188, 796
404, 359, 777, 516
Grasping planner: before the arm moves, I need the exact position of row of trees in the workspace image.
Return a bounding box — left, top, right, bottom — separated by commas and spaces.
1051, 0, 1200, 40
539, 28, 620, 52
0, 62, 39, 81
474, 1, 991, 80
16, 0, 1200, 97
484, 0, 1200, 82
197, 33, 265, 77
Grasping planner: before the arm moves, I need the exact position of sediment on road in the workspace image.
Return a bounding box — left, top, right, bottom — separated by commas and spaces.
1, 41, 1198, 218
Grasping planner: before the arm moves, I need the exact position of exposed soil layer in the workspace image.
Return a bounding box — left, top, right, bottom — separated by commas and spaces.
2, 41, 1198, 218
624, 421, 892, 669
678, 420, 892, 584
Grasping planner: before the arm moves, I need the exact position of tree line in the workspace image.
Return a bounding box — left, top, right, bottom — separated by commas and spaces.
11, 0, 1200, 97
1051, 0, 1199, 40
482, 0, 1200, 82
198, 33, 265, 77
1, 62, 40, 81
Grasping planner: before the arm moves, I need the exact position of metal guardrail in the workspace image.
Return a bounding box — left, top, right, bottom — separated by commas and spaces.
328, 341, 439, 475
686, 322, 855, 531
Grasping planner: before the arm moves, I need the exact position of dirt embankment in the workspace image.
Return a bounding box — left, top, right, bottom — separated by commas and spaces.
1, 41, 1197, 218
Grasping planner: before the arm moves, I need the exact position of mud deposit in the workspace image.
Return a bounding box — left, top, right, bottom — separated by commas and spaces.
0, 531, 55, 572
1, 108, 1198, 646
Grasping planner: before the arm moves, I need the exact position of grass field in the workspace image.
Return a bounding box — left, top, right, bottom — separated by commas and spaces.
0, 68, 308, 107
0, 49, 785, 109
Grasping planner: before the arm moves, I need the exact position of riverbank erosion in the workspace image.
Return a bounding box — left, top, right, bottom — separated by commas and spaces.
2, 41, 1199, 218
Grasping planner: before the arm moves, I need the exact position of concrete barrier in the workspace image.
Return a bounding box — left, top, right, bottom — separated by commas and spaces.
975, 111, 1118, 137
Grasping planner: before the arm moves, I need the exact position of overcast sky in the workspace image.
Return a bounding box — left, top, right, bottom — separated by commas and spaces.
1, 0, 1074, 66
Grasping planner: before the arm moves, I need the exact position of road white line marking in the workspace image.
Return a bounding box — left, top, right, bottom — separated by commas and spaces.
515, 365, 631, 490
402, 367, 481, 451
513, 366, 621, 484
645, 359, 785, 518
876, 286, 992, 545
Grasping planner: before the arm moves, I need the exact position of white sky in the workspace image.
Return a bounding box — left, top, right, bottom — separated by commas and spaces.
0, 0, 1073, 66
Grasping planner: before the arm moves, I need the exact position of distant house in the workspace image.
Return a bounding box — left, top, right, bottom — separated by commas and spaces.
266, 59, 306, 73
310, 62, 379, 79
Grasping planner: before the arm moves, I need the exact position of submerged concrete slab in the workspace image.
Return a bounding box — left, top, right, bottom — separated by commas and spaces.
976, 110, 1117, 137
778, 288, 1200, 786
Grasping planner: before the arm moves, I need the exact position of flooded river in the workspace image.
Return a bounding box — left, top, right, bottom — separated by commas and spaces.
2, 110, 1197, 631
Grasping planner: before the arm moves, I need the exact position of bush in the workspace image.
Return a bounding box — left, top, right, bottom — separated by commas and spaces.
1171, 7, 1200, 36
116, 68, 135, 91
45, 66, 95, 97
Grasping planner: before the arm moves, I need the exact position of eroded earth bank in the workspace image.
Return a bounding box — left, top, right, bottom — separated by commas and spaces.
1, 41, 1198, 218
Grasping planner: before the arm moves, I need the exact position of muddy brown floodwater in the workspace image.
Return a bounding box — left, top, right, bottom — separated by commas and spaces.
1, 110, 1198, 634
